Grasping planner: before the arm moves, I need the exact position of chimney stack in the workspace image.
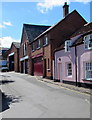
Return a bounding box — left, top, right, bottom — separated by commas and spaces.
63, 2, 69, 18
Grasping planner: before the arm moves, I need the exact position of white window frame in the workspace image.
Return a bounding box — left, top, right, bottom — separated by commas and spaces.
84, 34, 92, 50
67, 63, 72, 77
65, 40, 71, 52
37, 39, 41, 49
43, 35, 48, 46
84, 62, 92, 80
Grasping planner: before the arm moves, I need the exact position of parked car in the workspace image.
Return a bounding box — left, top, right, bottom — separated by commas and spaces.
0, 66, 9, 72
0, 60, 9, 72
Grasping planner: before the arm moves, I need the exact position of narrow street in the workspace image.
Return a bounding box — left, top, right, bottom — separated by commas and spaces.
0, 72, 90, 118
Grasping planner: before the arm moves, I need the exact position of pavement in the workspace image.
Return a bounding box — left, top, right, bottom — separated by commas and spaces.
36, 76, 92, 96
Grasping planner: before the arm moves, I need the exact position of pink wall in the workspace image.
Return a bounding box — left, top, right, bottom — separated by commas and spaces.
55, 43, 92, 84
55, 47, 76, 82
77, 44, 92, 84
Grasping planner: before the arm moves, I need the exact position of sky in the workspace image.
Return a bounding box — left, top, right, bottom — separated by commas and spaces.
0, 0, 91, 48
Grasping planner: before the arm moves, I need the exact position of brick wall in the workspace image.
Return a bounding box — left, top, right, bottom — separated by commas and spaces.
8, 45, 19, 72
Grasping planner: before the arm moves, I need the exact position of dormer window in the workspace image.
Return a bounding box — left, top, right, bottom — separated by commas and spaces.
84, 34, 92, 50
43, 35, 48, 46
37, 39, 41, 49
65, 40, 71, 52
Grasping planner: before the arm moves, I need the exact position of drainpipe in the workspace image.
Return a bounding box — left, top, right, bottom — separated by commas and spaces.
75, 45, 78, 86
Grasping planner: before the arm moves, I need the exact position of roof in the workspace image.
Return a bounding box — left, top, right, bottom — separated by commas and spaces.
0, 47, 9, 51
71, 22, 92, 46
71, 22, 92, 37
12, 42, 20, 48
33, 10, 87, 42
23, 24, 50, 43
72, 30, 92, 46
54, 22, 92, 52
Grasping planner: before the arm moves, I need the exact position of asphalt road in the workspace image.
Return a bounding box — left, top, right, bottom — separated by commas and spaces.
0, 72, 91, 118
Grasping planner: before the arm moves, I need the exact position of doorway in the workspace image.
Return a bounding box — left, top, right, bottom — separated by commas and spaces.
58, 63, 62, 82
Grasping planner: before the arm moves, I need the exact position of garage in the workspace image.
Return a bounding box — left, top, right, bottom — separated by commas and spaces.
33, 57, 43, 76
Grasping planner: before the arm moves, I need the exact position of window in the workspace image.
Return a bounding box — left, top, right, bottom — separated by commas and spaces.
84, 34, 92, 50
37, 39, 41, 49
23, 43, 27, 56
67, 63, 72, 76
85, 62, 92, 80
25, 43, 27, 51
32, 43, 35, 52
23, 43, 26, 56
65, 40, 71, 52
43, 35, 48, 46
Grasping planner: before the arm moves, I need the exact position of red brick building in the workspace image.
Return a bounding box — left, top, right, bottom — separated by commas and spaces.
19, 24, 50, 74
7, 42, 20, 72
29, 6, 87, 79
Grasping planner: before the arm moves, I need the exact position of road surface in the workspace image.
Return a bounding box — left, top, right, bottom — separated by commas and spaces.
0, 72, 91, 118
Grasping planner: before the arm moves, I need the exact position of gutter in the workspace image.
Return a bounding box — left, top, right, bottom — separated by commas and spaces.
75, 45, 78, 86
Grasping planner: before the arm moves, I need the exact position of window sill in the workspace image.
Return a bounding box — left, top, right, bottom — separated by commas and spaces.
36, 47, 41, 50
43, 44, 48, 47
65, 51, 71, 53
32, 50, 35, 52
82, 78, 92, 81
85, 48, 92, 51
47, 69, 50, 72
67, 75, 72, 78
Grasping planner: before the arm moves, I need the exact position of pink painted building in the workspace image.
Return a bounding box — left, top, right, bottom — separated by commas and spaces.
54, 23, 92, 88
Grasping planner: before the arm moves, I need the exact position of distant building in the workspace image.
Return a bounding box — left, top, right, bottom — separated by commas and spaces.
0, 47, 9, 71
7, 42, 20, 72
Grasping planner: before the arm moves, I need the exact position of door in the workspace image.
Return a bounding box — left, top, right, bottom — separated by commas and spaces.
43, 59, 46, 78
21, 61, 24, 73
25, 60, 28, 74
33, 57, 43, 76
58, 63, 62, 82
9, 55, 14, 71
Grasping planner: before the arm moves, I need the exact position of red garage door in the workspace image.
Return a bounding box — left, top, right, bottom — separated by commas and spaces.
33, 57, 43, 76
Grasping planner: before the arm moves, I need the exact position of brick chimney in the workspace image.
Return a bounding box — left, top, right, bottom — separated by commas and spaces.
63, 2, 69, 18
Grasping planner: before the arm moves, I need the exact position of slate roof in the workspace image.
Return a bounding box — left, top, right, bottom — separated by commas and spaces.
12, 42, 20, 49
23, 24, 50, 43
